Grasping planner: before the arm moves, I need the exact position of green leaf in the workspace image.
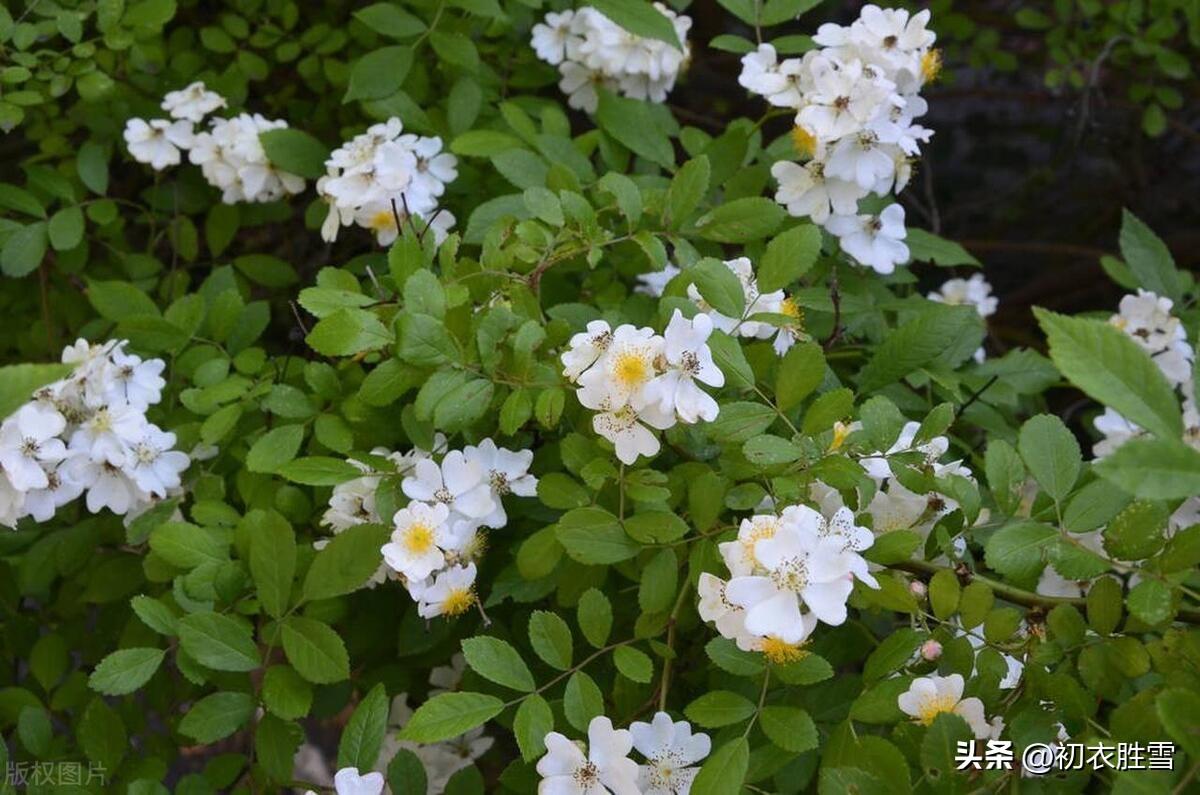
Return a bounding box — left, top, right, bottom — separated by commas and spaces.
1157, 688, 1200, 759
685, 690, 756, 727
985, 440, 1025, 516
179, 691, 255, 744
705, 637, 764, 677
258, 128, 328, 180
1103, 500, 1167, 561
588, 0, 681, 48
859, 304, 983, 392
130, 595, 178, 636
461, 636, 536, 691
929, 569, 960, 619
0, 183, 45, 217
78, 698, 126, 770
577, 588, 613, 648
88, 648, 165, 695
556, 507, 639, 565
596, 91, 674, 168
528, 611, 573, 670
303, 522, 390, 601
691, 737, 748, 795
345, 45, 414, 102
1, 221, 46, 277
0, 363, 71, 418
353, 3, 426, 38
513, 694, 553, 761
613, 646, 653, 683
1118, 209, 1181, 302
1035, 308, 1182, 441
246, 425, 306, 474
1017, 414, 1080, 502
664, 156, 710, 227
1094, 438, 1200, 500
76, 141, 109, 194
564, 671, 605, 732
307, 308, 393, 356
905, 228, 980, 267
281, 616, 351, 684
920, 713, 974, 784
249, 511, 297, 619
759, 223, 821, 291
398, 692, 504, 743
984, 522, 1057, 581
399, 313, 461, 366
1087, 575, 1123, 635
759, 706, 817, 753
695, 197, 784, 243
863, 628, 924, 682
277, 456, 364, 486
262, 665, 313, 720
689, 257, 744, 319
338, 683, 389, 771
597, 172, 642, 225
87, 278, 160, 320
709, 402, 777, 442
1126, 579, 1173, 625
48, 206, 84, 251
177, 612, 261, 672
388, 748, 428, 793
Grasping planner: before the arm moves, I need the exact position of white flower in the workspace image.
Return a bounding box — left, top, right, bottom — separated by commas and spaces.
323, 471, 381, 532
68, 403, 146, 466
687, 257, 783, 339
719, 513, 785, 577
304, 767, 385, 795
537, 716, 641, 795
462, 438, 537, 528
562, 320, 614, 382
897, 674, 991, 739
188, 113, 306, 203
796, 55, 897, 143
381, 501, 454, 581
21, 464, 84, 522
0, 404, 67, 491
825, 203, 909, 274
402, 451, 496, 521
532, 10, 578, 65
696, 573, 750, 643
928, 274, 998, 317
65, 456, 148, 515
771, 160, 865, 224
824, 130, 899, 191
593, 403, 676, 466
1110, 289, 1194, 385
635, 264, 681, 297
105, 346, 166, 409
577, 325, 663, 412
0, 470, 26, 529
630, 712, 711, 795
126, 424, 190, 497
643, 310, 724, 423
161, 81, 226, 122
124, 118, 194, 171
411, 562, 478, 619
738, 45, 811, 109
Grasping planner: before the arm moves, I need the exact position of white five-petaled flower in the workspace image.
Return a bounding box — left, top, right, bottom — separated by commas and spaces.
577, 325, 663, 412
825, 203, 909, 274
124, 118, 195, 171
630, 712, 711, 795
0, 404, 67, 491
771, 160, 865, 225
593, 403, 676, 466
562, 320, 615, 382
126, 424, 190, 497
643, 310, 725, 424
304, 767, 385, 795
897, 674, 991, 739
462, 438, 538, 528
402, 451, 496, 522
161, 81, 227, 122
411, 562, 478, 620
381, 501, 454, 581
537, 716, 641, 795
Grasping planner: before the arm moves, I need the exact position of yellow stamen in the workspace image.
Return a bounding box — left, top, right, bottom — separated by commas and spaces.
369, 209, 396, 232
791, 125, 818, 159
916, 696, 958, 726
443, 587, 476, 617
612, 351, 651, 389
779, 296, 804, 323
828, 420, 851, 453
760, 636, 809, 664
920, 49, 942, 83
402, 523, 435, 555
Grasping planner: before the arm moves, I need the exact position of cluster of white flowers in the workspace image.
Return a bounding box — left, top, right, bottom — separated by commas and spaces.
561, 309, 724, 465
692, 257, 806, 356
0, 339, 189, 529
317, 117, 458, 247
530, 5, 692, 113
897, 673, 997, 740
740, 5, 940, 273
537, 713, 710, 795
698, 503, 879, 663
123, 81, 306, 203
928, 273, 998, 362
322, 436, 537, 618
1039, 288, 1199, 597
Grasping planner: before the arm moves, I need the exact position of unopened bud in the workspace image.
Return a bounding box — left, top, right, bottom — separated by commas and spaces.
909, 580, 927, 599
920, 639, 942, 661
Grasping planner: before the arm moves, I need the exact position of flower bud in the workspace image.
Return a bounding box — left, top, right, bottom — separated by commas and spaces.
920, 640, 943, 661
909, 580, 927, 600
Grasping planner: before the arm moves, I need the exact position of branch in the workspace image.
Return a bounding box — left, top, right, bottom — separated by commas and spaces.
890, 559, 1200, 625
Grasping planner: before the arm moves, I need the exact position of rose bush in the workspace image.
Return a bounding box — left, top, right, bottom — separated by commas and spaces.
1, 1, 1199, 793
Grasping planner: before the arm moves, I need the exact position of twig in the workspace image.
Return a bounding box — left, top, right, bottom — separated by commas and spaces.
956, 375, 1000, 419
289, 301, 310, 337
823, 266, 842, 350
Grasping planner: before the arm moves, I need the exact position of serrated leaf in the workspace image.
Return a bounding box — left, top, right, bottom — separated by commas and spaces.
88, 648, 165, 695
398, 692, 504, 743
